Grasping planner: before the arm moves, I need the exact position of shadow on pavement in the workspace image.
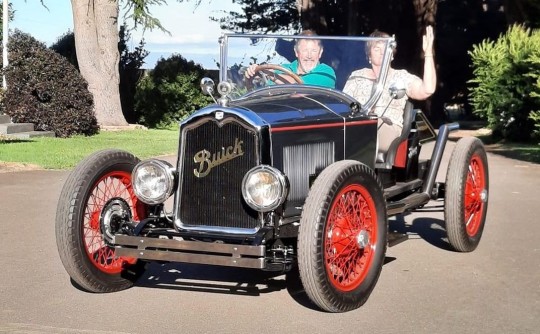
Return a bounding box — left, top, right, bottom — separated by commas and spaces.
131, 252, 401, 313
389, 209, 454, 252
135, 262, 288, 296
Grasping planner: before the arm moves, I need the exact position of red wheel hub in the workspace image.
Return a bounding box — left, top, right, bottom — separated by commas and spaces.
83, 171, 146, 274
325, 184, 377, 292
464, 154, 487, 236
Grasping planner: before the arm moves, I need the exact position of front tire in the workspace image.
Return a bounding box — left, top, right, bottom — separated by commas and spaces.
445, 137, 489, 252
55, 149, 148, 292
298, 160, 387, 312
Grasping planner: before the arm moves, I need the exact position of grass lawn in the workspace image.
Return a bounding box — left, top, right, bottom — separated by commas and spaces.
1, 127, 538, 171
0, 129, 179, 169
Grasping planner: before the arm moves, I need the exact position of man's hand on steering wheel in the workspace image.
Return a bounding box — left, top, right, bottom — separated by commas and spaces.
244, 64, 304, 89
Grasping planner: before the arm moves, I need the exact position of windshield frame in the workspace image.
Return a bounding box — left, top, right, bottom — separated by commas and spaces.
217, 33, 395, 113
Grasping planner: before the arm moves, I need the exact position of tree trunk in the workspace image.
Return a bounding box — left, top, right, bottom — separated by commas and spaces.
412, 0, 438, 121
297, 0, 329, 34
71, 0, 128, 126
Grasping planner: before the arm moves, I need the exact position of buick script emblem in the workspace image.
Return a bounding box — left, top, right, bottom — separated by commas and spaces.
193, 138, 244, 178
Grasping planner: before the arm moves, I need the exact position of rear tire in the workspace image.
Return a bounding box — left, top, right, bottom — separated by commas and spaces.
445, 137, 489, 252
55, 149, 148, 292
298, 160, 387, 312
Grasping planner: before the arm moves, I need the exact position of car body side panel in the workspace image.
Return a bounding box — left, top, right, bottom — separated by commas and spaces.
345, 118, 378, 168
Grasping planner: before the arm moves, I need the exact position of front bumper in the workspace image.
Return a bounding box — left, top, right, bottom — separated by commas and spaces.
113, 235, 267, 269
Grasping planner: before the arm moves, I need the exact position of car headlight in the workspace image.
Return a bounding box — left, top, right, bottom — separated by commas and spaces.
242, 165, 288, 212
132, 159, 175, 205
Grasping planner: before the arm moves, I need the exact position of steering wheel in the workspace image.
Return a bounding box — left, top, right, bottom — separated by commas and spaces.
245, 64, 304, 90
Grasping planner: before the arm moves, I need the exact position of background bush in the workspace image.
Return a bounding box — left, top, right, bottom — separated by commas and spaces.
1, 30, 97, 138
134, 54, 214, 128
468, 25, 540, 142
50, 31, 78, 69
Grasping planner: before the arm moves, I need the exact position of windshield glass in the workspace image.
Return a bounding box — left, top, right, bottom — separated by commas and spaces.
217, 34, 394, 109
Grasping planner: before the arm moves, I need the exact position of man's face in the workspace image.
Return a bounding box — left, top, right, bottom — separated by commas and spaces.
294, 39, 323, 73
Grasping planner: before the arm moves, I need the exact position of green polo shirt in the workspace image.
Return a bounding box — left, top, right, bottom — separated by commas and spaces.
282, 60, 336, 89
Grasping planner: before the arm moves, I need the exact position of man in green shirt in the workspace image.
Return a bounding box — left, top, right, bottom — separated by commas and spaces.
245, 30, 337, 89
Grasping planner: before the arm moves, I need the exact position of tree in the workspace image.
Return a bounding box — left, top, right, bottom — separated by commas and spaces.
118, 25, 149, 123
50, 31, 78, 69
211, 0, 299, 33
0, 1, 14, 36
51, 26, 149, 123
71, 0, 126, 126
503, 0, 540, 28
135, 54, 213, 128
70, 0, 180, 127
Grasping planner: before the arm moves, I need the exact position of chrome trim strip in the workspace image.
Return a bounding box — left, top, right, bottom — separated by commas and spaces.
181, 105, 268, 130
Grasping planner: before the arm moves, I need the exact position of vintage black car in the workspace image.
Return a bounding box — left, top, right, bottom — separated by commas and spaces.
56, 33, 489, 313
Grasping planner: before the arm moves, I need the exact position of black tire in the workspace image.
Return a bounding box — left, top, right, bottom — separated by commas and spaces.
297, 160, 387, 312
445, 137, 489, 252
55, 149, 148, 292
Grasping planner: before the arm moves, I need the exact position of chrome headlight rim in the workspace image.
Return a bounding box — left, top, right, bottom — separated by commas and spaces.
242, 165, 288, 212
132, 159, 175, 205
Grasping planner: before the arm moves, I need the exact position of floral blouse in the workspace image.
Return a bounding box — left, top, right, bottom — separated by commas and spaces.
343, 68, 420, 128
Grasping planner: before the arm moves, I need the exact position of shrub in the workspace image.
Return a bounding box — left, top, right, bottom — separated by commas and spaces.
50, 31, 79, 69
528, 44, 540, 141
118, 25, 149, 124
1, 30, 97, 137
468, 25, 540, 142
134, 54, 214, 128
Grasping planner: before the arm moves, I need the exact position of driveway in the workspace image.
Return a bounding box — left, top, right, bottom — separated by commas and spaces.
0, 142, 539, 334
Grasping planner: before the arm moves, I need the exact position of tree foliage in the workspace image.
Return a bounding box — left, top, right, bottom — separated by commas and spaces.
1, 30, 98, 137
134, 54, 214, 128
0, 2, 14, 36
468, 25, 540, 142
50, 31, 79, 68
212, 0, 299, 33
118, 25, 150, 123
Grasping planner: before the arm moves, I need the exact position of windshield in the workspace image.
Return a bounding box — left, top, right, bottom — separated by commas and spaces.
217, 33, 395, 111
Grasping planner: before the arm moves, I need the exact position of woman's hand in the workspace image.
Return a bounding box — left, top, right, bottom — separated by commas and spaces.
422, 25, 434, 57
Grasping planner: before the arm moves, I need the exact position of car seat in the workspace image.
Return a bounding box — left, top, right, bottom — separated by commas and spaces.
375, 101, 416, 169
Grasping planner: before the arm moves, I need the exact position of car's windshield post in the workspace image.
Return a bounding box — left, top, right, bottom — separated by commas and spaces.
359, 38, 395, 114
219, 34, 228, 83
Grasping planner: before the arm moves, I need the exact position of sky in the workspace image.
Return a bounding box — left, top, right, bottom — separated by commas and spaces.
10, 0, 239, 69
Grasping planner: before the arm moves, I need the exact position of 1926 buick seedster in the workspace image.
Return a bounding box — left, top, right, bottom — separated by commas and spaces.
56, 33, 489, 312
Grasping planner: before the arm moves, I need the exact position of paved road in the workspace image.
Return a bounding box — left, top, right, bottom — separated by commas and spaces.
1, 143, 539, 334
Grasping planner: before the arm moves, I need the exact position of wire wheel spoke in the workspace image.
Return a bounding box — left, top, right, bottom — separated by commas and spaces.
82, 172, 139, 273
464, 156, 485, 236
325, 184, 377, 291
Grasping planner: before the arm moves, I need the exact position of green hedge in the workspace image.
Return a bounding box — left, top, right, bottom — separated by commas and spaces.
134, 54, 214, 129
468, 25, 540, 142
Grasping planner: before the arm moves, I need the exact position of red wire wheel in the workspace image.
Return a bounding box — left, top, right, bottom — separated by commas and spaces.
445, 137, 489, 252
464, 154, 487, 236
324, 184, 377, 291
56, 150, 148, 292
84, 170, 146, 274
298, 160, 387, 313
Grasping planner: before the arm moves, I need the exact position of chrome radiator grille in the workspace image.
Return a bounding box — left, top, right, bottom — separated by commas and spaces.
177, 118, 259, 230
